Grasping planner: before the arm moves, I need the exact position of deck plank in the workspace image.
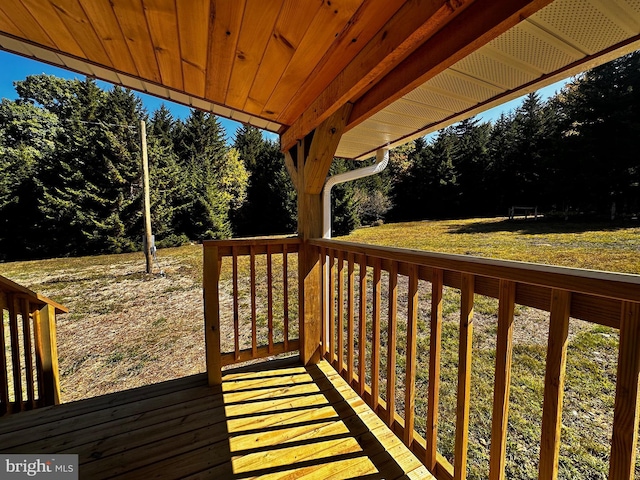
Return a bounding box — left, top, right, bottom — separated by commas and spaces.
0, 358, 433, 480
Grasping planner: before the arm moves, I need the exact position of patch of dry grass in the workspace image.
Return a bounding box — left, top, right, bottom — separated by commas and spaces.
0, 245, 206, 402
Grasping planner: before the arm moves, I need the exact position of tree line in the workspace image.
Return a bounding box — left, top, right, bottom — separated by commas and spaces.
1, 52, 639, 261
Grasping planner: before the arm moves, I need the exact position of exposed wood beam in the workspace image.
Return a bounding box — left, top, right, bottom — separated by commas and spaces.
347, 0, 554, 131
280, 0, 473, 152
283, 150, 298, 190
303, 103, 352, 195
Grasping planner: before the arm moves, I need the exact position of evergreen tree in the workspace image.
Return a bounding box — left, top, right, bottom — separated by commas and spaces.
147, 105, 189, 245
233, 128, 296, 236
0, 99, 59, 259
173, 110, 238, 239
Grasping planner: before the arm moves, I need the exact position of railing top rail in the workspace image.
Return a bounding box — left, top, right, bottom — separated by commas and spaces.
311, 238, 640, 304
0, 274, 69, 314
203, 236, 301, 249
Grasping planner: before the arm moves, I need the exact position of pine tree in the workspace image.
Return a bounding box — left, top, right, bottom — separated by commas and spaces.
233, 128, 296, 236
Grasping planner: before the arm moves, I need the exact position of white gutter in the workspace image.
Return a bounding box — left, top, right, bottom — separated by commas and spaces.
322, 148, 389, 238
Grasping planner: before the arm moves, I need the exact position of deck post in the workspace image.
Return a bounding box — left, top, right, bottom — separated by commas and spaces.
291, 104, 351, 365
203, 244, 222, 385
34, 303, 61, 405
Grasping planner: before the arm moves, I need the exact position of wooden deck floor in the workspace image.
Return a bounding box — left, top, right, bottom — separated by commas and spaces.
0, 357, 432, 479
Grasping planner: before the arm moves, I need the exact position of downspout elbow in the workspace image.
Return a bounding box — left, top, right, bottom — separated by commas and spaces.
322, 148, 389, 239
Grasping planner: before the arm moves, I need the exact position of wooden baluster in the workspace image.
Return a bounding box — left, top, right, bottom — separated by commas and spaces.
387, 261, 398, 428
8, 294, 22, 411
232, 246, 240, 362
203, 245, 222, 386
0, 292, 9, 414
283, 243, 289, 351
21, 298, 35, 409
250, 245, 257, 357
347, 252, 355, 385
337, 251, 345, 373
371, 257, 382, 412
427, 268, 444, 471
489, 280, 516, 480
454, 273, 475, 480
609, 301, 640, 480
358, 254, 367, 396
267, 244, 274, 354
328, 251, 336, 363
321, 247, 328, 357
404, 264, 419, 447
538, 289, 571, 480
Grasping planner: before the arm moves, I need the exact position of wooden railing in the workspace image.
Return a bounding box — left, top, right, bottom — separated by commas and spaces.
310, 238, 640, 480
0, 275, 67, 415
203, 237, 301, 384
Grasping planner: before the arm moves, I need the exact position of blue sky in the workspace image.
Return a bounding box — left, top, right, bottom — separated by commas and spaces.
0, 50, 569, 144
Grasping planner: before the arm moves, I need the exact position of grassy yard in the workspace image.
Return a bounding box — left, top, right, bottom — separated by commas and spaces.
337, 217, 640, 479
1, 216, 638, 478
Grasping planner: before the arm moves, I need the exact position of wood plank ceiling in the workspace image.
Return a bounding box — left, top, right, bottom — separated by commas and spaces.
0, 0, 639, 160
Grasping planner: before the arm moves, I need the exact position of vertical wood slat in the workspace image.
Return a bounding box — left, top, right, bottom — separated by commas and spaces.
347, 252, 355, 384
337, 251, 345, 373
328, 251, 336, 364
387, 261, 398, 428
32, 303, 45, 407
404, 264, 419, 447
609, 301, 640, 480
427, 268, 444, 471
358, 254, 367, 396
0, 292, 9, 414
538, 289, 571, 480
283, 243, 289, 351
267, 244, 274, 354
21, 298, 35, 409
371, 257, 382, 411
203, 246, 222, 386
489, 280, 516, 480
232, 247, 240, 361
8, 294, 23, 410
321, 248, 328, 357
454, 273, 475, 480
250, 245, 257, 357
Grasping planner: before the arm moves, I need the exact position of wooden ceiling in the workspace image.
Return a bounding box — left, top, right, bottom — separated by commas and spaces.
1, 0, 639, 159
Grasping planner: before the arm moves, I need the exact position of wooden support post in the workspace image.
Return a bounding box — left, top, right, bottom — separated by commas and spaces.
297, 138, 323, 365
33, 303, 61, 406
140, 120, 153, 274
609, 301, 640, 480
294, 104, 351, 366
203, 245, 222, 385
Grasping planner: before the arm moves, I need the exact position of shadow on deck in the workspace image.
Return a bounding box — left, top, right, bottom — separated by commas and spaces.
0, 357, 431, 479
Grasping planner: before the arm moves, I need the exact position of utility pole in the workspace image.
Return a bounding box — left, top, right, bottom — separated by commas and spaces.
140, 120, 153, 274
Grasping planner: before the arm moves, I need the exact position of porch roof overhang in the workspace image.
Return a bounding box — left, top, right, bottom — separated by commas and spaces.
0, 0, 639, 160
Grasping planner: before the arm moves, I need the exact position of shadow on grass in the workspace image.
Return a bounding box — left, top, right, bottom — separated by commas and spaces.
446, 218, 639, 235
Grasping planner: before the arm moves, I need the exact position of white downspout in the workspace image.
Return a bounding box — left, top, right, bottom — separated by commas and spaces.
322, 148, 389, 238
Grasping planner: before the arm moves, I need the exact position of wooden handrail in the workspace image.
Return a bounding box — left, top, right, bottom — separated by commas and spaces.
313, 238, 640, 480
203, 237, 302, 385
0, 274, 65, 415
310, 238, 640, 303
